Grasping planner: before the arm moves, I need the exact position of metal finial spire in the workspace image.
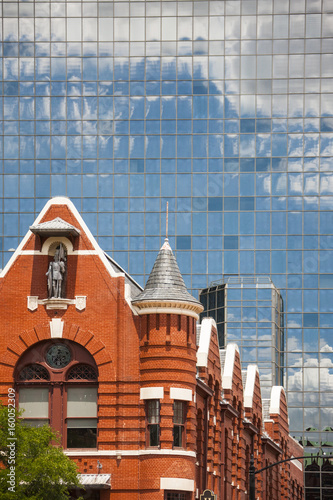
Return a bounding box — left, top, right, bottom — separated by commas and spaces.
166, 201, 169, 240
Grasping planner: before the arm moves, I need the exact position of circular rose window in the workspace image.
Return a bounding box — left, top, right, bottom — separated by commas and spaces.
46, 344, 71, 369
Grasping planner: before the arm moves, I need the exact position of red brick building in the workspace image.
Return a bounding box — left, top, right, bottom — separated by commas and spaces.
0, 197, 303, 499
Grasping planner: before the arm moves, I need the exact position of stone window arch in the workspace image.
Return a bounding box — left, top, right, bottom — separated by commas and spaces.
15, 339, 98, 449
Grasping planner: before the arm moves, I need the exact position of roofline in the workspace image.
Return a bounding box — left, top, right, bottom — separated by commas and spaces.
104, 252, 143, 292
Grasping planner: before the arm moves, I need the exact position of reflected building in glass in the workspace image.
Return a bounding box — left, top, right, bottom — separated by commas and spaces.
1, 0, 333, 497
199, 276, 284, 398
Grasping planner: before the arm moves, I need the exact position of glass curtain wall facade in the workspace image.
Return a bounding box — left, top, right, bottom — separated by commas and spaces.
200, 276, 284, 398
1, 0, 333, 496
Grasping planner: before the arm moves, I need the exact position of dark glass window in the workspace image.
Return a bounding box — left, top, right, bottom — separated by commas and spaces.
173, 401, 186, 448
147, 400, 160, 447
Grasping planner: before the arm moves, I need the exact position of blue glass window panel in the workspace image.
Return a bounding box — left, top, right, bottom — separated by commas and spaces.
208, 197, 222, 211
145, 213, 160, 236
193, 136, 208, 157
177, 213, 191, 234
177, 120, 191, 134
193, 121, 207, 134
303, 314, 319, 328
304, 134, 319, 156
240, 251, 254, 274
225, 96, 239, 119
129, 213, 144, 235
287, 212, 302, 234
161, 120, 176, 134
66, 58, 81, 81
113, 136, 128, 158
161, 135, 176, 158
81, 174, 97, 198
82, 58, 97, 81
114, 97, 129, 120
176, 251, 191, 275
82, 135, 96, 158
4, 137, 19, 159
224, 251, 239, 274
146, 81, 160, 96
129, 175, 144, 198
177, 58, 192, 80
129, 136, 144, 158
67, 175, 82, 198
145, 174, 160, 197
272, 134, 287, 157
51, 58, 66, 80
240, 212, 254, 235
82, 97, 97, 120
207, 96, 223, 119
130, 58, 145, 80
176, 175, 191, 197
4, 82, 18, 96
130, 97, 144, 119
20, 82, 34, 96
161, 174, 175, 197
146, 97, 160, 119
52, 160, 66, 174
177, 97, 192, 119
35, 97, 50, 120
224, 197, 238, 211
287, 250, 303, 273
51, 136, 66, 158
193, 96, 207, 119
145, 136, 160, 158
271, 212, 286, 234
287, 290, 302, 312
98, 58, 113, 80
240, 174, 254, 196
130, 121, 144, 135
224, 213, 238, 235
4, 175, 19, 197
240, 119, 255, 133
303, 212, 318, 235
98, 97, 113, 120
177, 135, 192, 158
146, 58, 161, 80
66, 136, 80, 159
51, 97, 66, 120
223, 173, 239, 196
271, 251, 286, 274
192, 252, 206, 274
4, 215, 19, 237
255, 251, 270, 274
193, 174, 207, 197
272, 173, 287, 195
272, 158, 287, 171
51, 174, 66, 196
208, 174, 222, 197
240, 197, 254, 211
114, 121, 129, 135
208, 252, 222, 274
256, 134, 272, 157
208, 135, 223, 157
192, 213, 207, 236
20, 137, 34, 159
98, 174, 113, 198
224, 135, 239, 157
4, 97, 19, 120
20, 161, 34, 174
177, 198, 191, 212
161, 58, 177, 80
320, 250, 333, 272
98, 82, 113, 96
208, 212, 222, 234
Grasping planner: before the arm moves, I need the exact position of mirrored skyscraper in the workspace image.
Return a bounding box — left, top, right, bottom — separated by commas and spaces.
200, 276, 284, 398
1, 0, 333, 497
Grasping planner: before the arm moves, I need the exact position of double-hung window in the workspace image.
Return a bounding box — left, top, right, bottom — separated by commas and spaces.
147, 399, 160, 447
173, 400, 186, 448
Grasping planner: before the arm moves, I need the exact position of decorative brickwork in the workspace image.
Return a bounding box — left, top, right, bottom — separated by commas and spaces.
0, 198, 303, 499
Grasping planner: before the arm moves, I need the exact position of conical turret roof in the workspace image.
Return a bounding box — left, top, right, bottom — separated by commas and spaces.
132, 239, 202, 310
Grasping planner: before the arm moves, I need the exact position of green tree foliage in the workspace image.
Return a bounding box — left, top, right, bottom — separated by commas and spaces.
0, 403, 83, 500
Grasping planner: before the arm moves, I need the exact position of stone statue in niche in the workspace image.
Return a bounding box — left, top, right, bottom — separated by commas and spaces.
46, 243, 67, 298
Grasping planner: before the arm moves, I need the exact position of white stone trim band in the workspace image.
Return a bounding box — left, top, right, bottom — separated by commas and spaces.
160, 478, 195, 492
64, 449, 196, 458
140, 387, 164, 400
170, 387, 192, 402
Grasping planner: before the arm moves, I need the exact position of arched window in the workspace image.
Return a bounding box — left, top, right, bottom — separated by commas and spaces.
15, 340, 98, 450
